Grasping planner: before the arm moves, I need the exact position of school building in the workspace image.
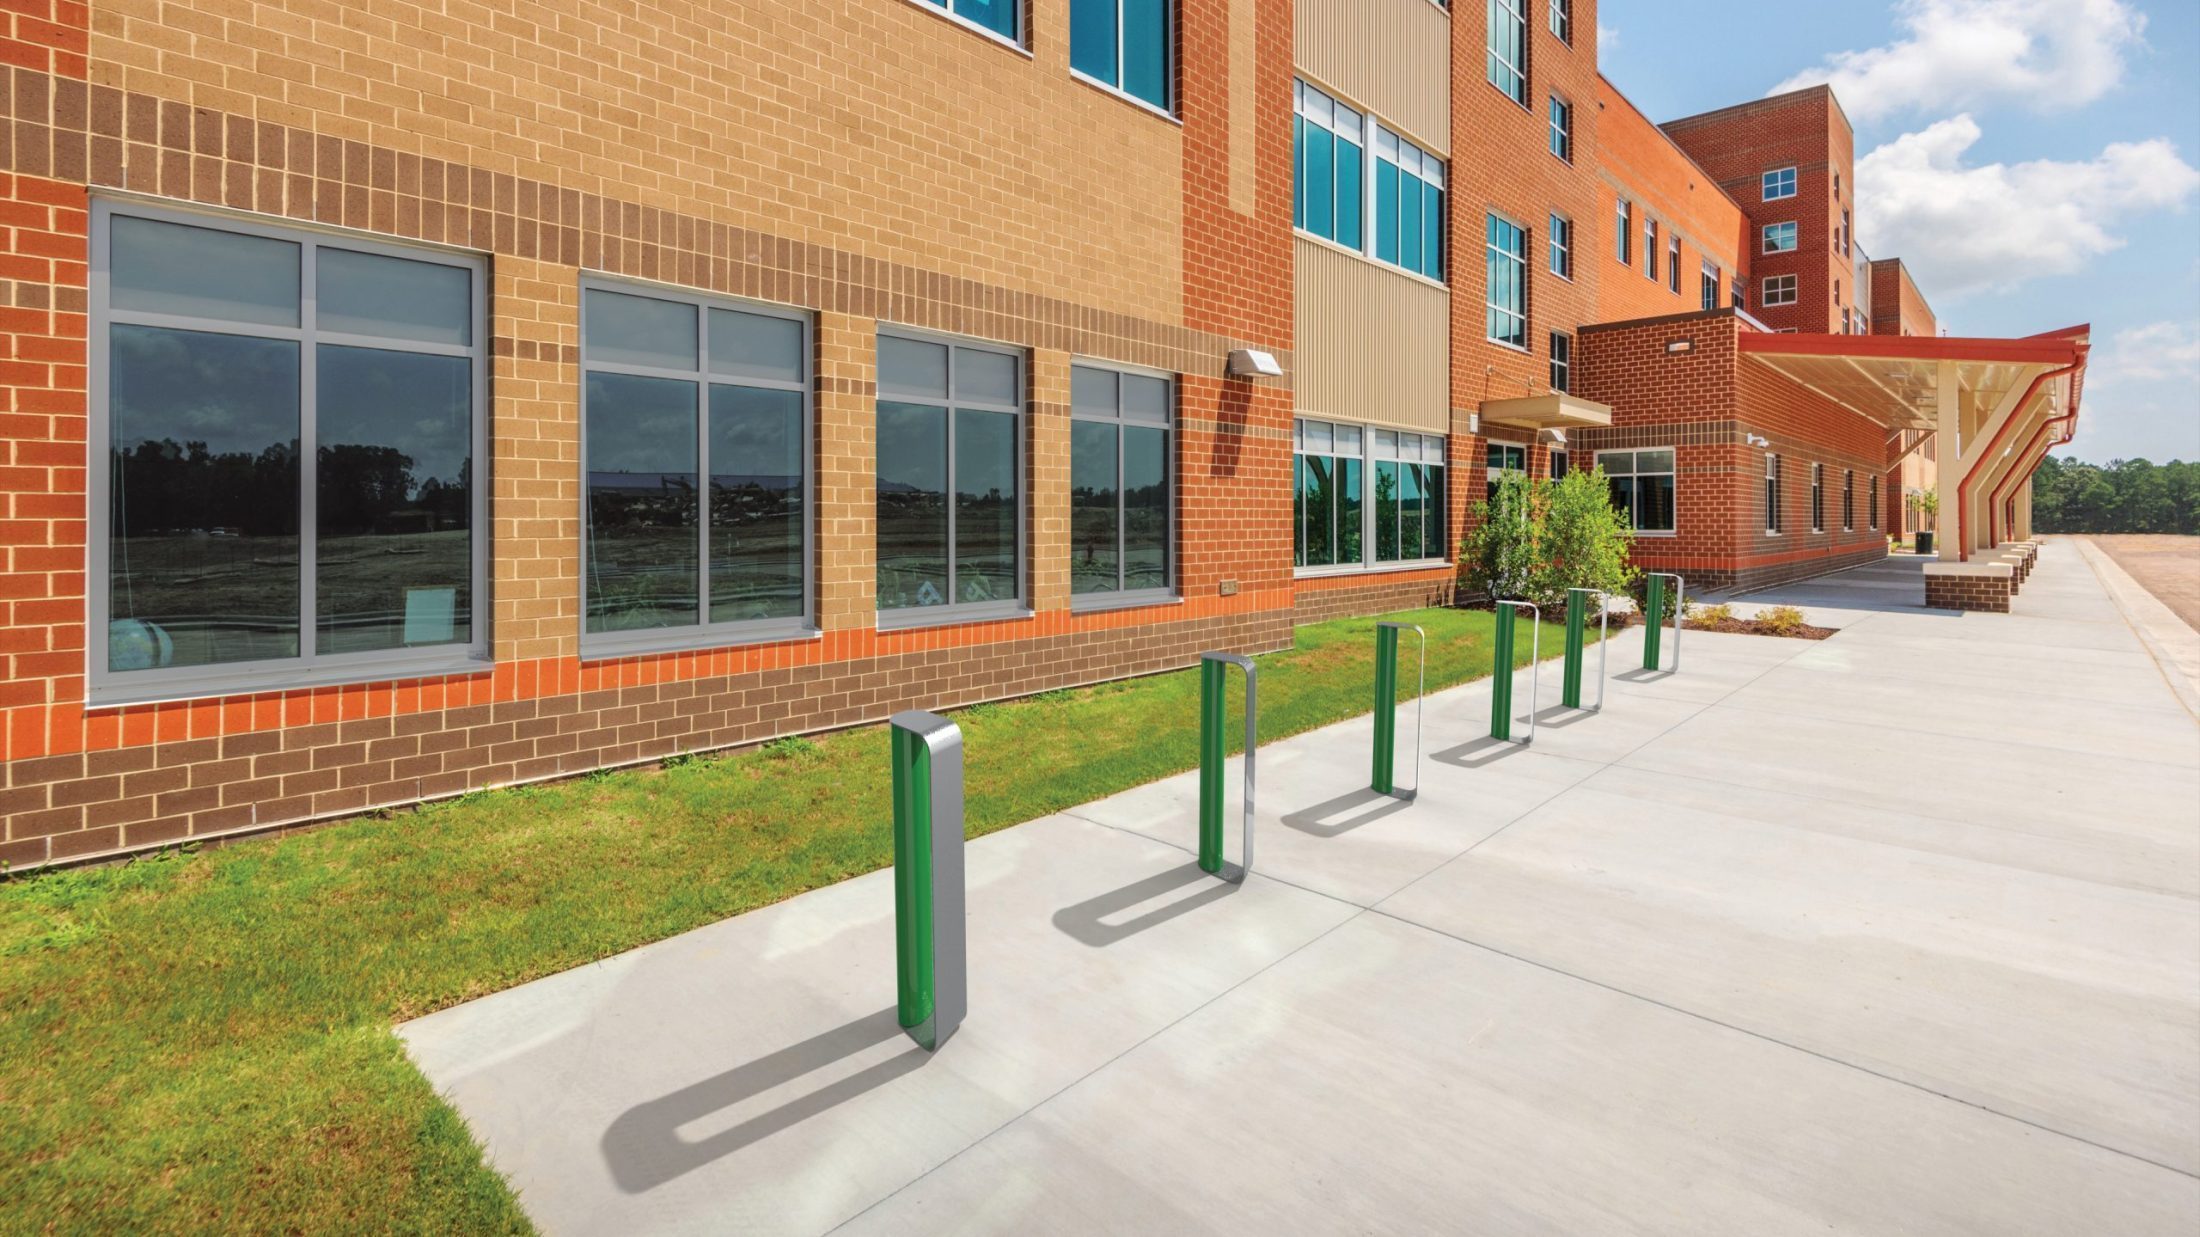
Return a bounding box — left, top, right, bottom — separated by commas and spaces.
0, 0, 2088, 867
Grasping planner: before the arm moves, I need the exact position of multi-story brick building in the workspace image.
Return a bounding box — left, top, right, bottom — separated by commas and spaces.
0, 0, 2084, 867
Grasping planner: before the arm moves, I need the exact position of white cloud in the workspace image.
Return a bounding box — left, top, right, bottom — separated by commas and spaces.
1855, 115, 2200, 297
1773, 0, 2146, 122
1598, 21, 1618, 51
2100, 320, 2200, 382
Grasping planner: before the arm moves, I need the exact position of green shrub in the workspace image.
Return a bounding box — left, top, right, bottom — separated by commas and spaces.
1460, 466, 1636, 610
1758, 605, 1808, 635
1687, 602, 1735, 625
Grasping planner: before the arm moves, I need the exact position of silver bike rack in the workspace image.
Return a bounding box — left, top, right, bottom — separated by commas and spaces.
1492, 600, 1541, 746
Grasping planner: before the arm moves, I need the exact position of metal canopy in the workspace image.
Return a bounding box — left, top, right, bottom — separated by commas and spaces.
1736, 331, 2081, 431
1480, 392, 1615, 431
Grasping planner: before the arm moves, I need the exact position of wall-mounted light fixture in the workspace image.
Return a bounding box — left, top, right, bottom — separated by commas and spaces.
1745, 432, 1770, 447
1226, 348, 1283, 379
1666, 338, 1694, 354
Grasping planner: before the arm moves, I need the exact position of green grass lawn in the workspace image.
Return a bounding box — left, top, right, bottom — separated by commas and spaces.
0, 604, 1579, 1232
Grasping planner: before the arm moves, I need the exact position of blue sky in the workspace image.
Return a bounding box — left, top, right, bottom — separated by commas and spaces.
1603, 0, 2200, 463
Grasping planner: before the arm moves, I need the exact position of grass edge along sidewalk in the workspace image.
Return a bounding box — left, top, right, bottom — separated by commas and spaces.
0, 604, 1582, 1233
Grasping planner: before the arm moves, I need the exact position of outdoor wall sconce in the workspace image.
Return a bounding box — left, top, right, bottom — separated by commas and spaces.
1226, 348, 1283, 379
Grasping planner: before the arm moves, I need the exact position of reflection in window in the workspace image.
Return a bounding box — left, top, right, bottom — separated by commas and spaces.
1599, 448, 1676, 533
96, 206, 482, 696
1070, 364, 1174, 600
581, 284, 811, 643
877, 334, 1024, 614
1294, 80, 1363, 249
1071, 0, 1171, 110
1298, 419, 1443, 569
921, 0, 1018, 41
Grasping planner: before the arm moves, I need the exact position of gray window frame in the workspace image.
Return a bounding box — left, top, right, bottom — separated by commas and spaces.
874, 326, 1029, 629
87, 196, 491, 708
1069, 359, 1179, 611
1549, 330, 1571, 393
1294, 417, 1450, 575
1485, 212, 1528, 350
1700, 261, 1721, 311
1597, 446, 1677, 537
577, 273, 818, 659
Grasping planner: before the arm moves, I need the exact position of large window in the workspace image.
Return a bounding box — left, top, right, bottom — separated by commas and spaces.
1548, 96, 1572, 162
1548, 213, 1572, 278
1485, 442, 1527, 503
1700, 262, 1721, 311
581, 280, 811, 652
1070, 363, 1174, 602
1549, 331, 1572, 393
1070, 0, 1171, 112
1811, 462, 1825, 532
1296, 419, 1446, 569
1599, 448, 1675, 534
1765, 453, 1782, 533
1762, 221, 1798, 253
1762, 166, 1797, 201
1294, 80, 1365, 251
1488, 0, 1529, 105
876, 332, 1024, 619
1374, 128, 1445, 280
91, 202, 486, 703
1485, 214, 1528, 349
1614, 198, 1631, 265
1762, 274, 1798, 306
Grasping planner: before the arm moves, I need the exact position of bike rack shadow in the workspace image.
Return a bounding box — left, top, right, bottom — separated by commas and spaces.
1281, 786, 1414, 839
1613, 666, 1676, 684
600, 1006, 928, 1193
1529, 703, 1598, 730
1431, 734, 1534, 769
1052, 861, 1241, 948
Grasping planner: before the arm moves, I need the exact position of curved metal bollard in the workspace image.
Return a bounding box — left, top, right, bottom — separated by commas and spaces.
1562, 588, 1610, 712
1642, 573, 1685, 673
1198, 652, 1257, 882
1372, 622, 1427, 800
890, 710, 965, 1052
1490, 600, 1542, 746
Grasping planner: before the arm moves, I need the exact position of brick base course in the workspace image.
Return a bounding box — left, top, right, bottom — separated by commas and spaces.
1924, 571, 2012, 613
1291, 571, 1457, 625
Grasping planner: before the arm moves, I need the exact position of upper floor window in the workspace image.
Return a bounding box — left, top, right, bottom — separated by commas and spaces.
1615, 198, 1631, 265
876, 331, 1025, 620
1762, 166, 1797, 201
1548, 212, 1572, 278
1294, 80, 1364, 251
1374, 128, 1445, 281
1644, 218, 1660, 281
1485, 213, 1528, 350
1549, 330, 1572, 393
1733, 282, 1747, 311
1762, 221, 1798, 253
1765, 453, 1782, 532
1549, 0, 1572, 42
1487, 0, 1528, 106
1811, 462, 1825, 532
1840, 208, 1852, 256
1842, 468, 1855, 530
1548, 96, 1572, 162
1868, 474, 1879, 530
913, 0, 1019, 43
1700, 261, 1721, 311
582, 280, 813, 654
1666, 235, 1681, 292
92, 201, 487, 704
1762, 274, 1798, 305
1070, 363, 1175, 602
1070, 0, 1172, 112
1600, 448, 1676, 534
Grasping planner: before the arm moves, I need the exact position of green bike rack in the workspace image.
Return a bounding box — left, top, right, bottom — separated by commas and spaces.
1561, 588, 1609, 712
1198, 651, 1256, 882
1372, 622, 1426, 800
1489, 600, 1541, 746
1641, 572, 1685, 673
890, 710, 965, 1052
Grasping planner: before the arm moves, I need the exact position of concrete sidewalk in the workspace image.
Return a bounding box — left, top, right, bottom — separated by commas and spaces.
401, 540, 2200, 1235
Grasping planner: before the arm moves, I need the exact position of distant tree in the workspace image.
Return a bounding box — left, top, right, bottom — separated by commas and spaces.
2032, 456, 2200, 535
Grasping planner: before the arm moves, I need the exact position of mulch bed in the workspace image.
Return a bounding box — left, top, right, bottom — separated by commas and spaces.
1680, 616, 1836, 641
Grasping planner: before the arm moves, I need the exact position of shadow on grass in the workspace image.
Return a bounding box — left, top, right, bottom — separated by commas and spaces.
1281, 787, 1412, 838
601, 1007, 927, 1193
1052, 861, 1238, 948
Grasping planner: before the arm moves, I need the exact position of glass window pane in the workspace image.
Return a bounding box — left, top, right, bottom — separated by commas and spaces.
1375, 162, 1401, 264
316, 345, 472, 654
1336, 456, 1363, 564
955, 348, 1018, 405
584, 288, 697, 370
1335, 138, 1363, 250
107, 325, 301, 671
1304, 420, 1333, 454
1124, 0, 1169, 107
1071, 419, 1120, 595
1070, 0, 1119, 84
1302, 455, 1335, 566
708, 308, 804, 383
318, 248, 470, 346
880, 336, 949, 398
1402, 463, 1425, 560
1601, 451, 1634, 474
1374, 428, 1398, 457
1072, 364, 1119, 415
1424, 184, 1445, 278
1375, 460, 1400, 561
1293, 455, 1306, 567
954, 0, 1017, 38
1425, 465, 1446, 557
585, 372, 699, 632
709, 384, 804, 623
1637, 448, 1675, 473
953, 407, 1019, 605
1305, 129, 1334, 239
1401, 178, 1423, 272
1123, 373, 1169, 423
109, 215, 300, 328
1335, 423, 1363, 454
1292, 115, 1308, 231
877, 401, 949, 609
1640, 473, 1676, 531
1609, 475, 1635, 526
1123, 425, 1169, 590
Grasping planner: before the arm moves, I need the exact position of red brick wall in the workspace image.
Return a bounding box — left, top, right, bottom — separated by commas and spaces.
1592, 75, 1748, 325
1867, 257, 1937, 337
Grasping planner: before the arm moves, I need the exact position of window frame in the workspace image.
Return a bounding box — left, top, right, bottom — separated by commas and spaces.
1293, 78, 1368, 255
1548, 330, 1571, 393
1615, 197, 1632, 266
1547, 212, 1572, 279
1372, 124, 1447, 281
1762, 165, 1797, 201
874, 325, 1030, 629
1548, 95, 1573, 163
1644, 217, 1659, 282
1597, 446, 1677, 537
1487, 0, 1530, 106
1762, 221, 1798, 254
1869, 474, 1880, 530
1700, 261, 1721, 311
1294, 417, 1450, 575
1842, 468, 1854, 531
87, 197, 492, 708
1765, 452, 1782, 534
576, 273, 819, 659
1762, 274, 1798, 306
1811, 461, 1825, 533
1068, 0, 1178, 119
1666, 234, 1681, 293
901, 0, 1024, 50
1549, 0, 1572, 42
1068, 359, 1179, 611
1484, 212, 1529, 351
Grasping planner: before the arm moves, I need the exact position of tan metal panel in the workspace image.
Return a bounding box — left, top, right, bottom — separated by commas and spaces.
1294, 0, 1451, 153
1294, 236, 1451, 433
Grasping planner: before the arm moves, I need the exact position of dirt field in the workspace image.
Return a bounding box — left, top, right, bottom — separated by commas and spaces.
2088, 535, 2200, 632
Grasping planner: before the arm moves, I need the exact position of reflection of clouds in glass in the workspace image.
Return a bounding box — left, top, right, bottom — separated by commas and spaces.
111, 324, 298, 455
318, 346, 470, 490
586, 372, 696, 475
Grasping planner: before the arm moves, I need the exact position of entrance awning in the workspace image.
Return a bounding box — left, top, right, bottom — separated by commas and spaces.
1735, 332, 2079, 431
1479, 393, 1613, 432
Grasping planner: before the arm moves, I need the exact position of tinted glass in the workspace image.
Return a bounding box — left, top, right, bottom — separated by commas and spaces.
708, 308, 803, 383
1336, 456, 1362, 563
956, 349, 1018, 405
1072, 365, 1119, 415
1071, 420, 1119, 595
1401, 177, 1423, 273
1300, 455, 1334, 566
318, 248, 470, 346
1639, 473, 1676, 531
1424, 183, 1445, 278
879, 336, 948, 398
1123, 424, 1168, 590
1637, 448, 1675, 473
877, 401, 947, 609
584, 289, 697, 370
108, 325, 301, 671
1373, 461, 1399, 561
953, 0, 1016, 38
1375, 162, 1401, 264
1123, 0, 1169, 107
1609, 474, 1636, 527
709, 384, 804, 622
954, 408, 1018, 605
1304, 128, 1333, 238
1334, 137, 1363, 250
1070, 0, 1119, 84
1123, 374, 1170, 423
585, 372, 698, 632
110, 215, 300, 328
1424, 466, 1446, 556
316, 346, 472, 654
1402, 463, 1425, 559
1293, 455, 1306, 567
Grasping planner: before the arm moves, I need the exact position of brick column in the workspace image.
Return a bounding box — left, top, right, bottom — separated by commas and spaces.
489, 258, 580, 664
815, 313, 875, 633
1028, 348, 1071, 614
